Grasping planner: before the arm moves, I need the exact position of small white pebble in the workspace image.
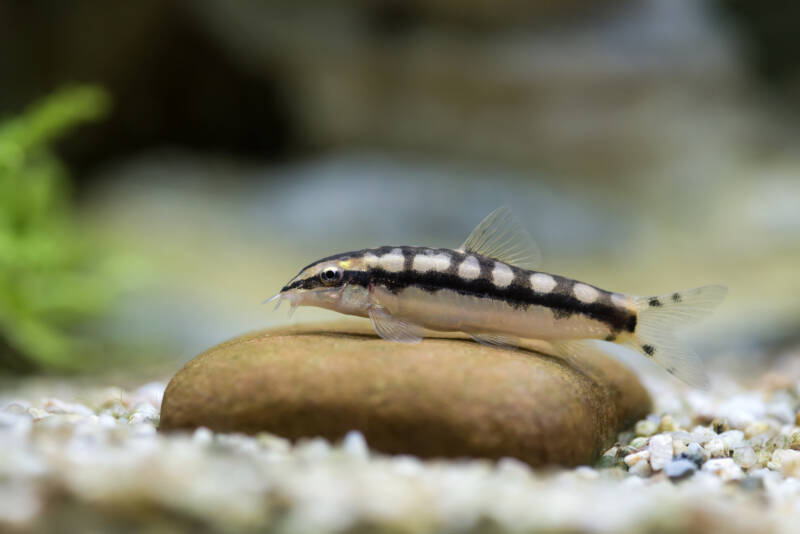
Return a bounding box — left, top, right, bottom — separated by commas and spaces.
601, 446, 618, 458
635, 420, 658, 437
256, 433, 291, 453
717, 394, 765, 428
664, 459, 697, 479
685, 442, 707, 463
192, 427, 214, 445
744, 421, 772, 439
691, 426, 718, 444
629, 459, 652, 478
719, 430, 745, 450
788, 429, 800, 449
769, 449, 800, 477
26, 408, 50, 421
42, 398, 93, 417
624, 450, 651, 476
127, 413, 145, 425
671, 430, 692, 443
648, 434, 673, 471
127, 403, 159, 425
496, 457, 532, 478
574, 466, 600, 480
391, 455, 424, 477
733, 447, 758, 470
702, 458, 744, 482
767, 402, 794, 424
129, 382, 166, 409
298, 437, 332, 460
342, 431, 369, 460
704, 438, 727, 458
659, 414, 679, 432
624, 450, 650, 467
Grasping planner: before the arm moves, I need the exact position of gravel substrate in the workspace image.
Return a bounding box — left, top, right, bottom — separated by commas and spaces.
4, 355, 800, 533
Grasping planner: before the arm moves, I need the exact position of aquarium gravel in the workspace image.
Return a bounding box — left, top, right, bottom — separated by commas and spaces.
3, 352, 800, 533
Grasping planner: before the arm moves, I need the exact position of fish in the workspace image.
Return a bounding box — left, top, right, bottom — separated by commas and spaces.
269, 207, 726, 388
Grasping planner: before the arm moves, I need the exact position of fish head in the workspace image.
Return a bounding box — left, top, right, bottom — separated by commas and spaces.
268, 253, 371, 317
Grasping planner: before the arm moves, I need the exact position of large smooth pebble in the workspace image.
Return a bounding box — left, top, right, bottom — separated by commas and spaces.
160, 322, 651, 466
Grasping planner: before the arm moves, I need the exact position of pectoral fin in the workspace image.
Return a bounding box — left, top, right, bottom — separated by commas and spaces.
368, 307, 424, 343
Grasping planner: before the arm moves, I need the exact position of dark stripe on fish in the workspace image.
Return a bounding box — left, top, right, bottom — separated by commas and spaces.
375, 248, 632, 334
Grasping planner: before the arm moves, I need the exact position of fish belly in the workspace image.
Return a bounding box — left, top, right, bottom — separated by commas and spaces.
373, 286, 612, 340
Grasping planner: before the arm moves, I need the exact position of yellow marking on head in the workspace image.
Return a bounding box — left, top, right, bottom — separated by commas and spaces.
339, 259, 352, 269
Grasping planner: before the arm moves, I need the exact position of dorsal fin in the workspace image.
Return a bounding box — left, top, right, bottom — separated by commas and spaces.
458, 206, 542, 269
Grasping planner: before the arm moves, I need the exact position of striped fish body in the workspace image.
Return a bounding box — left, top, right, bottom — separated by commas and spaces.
271, 207, 726, 388
360, 246, 635, 342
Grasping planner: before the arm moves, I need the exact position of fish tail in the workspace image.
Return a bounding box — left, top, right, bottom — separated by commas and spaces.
623, 285, 727, 389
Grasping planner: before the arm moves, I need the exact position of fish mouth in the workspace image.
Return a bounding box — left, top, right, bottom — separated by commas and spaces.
263, 292, 299, 318
264, 287, 342, 318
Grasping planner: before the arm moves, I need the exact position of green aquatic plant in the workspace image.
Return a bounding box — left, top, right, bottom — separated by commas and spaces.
0, 86, 115, 372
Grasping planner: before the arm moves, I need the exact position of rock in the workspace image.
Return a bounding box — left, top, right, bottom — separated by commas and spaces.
691, 425, 717, 444
671, 431, 693, 456
596, 447, 623, 469
702, 458, 744, 482
720, 430, 746, 450
624, 451, 652, 477
769, 449, 800, 477
705, 438, 727, 458
790, 429, 800, 450
733, 447, 758, 470
342, 430, 369, 460
744, 421, 772, 439
658, 415, 679, 433
635, 420, 658, 437
664, 459, 697, 480
160, 322, 651, 467
680, 442, 706, 467
648, 434, 674, 471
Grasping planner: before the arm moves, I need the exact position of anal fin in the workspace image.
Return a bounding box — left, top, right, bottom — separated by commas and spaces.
550, 340, 612, 370
368, 307, 424, 343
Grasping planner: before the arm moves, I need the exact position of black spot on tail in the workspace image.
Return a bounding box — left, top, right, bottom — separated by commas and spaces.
642, 344, 655, 356
605, 334, 617, 342
671, 292, 682, 303
648, 297, 662, 307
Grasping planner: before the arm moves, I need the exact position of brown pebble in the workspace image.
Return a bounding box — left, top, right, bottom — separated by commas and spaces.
160, 321, 652, 467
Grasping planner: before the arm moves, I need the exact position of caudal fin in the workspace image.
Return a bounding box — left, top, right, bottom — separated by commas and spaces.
626, 285, 727, 389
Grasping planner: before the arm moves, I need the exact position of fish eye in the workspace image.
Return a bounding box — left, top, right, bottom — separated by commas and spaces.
319, 265, 343, 286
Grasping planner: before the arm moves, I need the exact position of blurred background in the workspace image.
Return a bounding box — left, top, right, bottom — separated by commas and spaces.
1, 0, 799, 381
